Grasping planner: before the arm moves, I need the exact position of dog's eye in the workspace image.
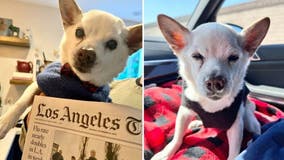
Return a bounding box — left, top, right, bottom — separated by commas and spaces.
228, 55, 239, 62
192, 53, 204, 61
75, 28, 85, 38
106, 39, 117, 50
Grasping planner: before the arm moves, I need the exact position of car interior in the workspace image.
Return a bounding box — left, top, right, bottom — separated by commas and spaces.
144, 0, 284, 110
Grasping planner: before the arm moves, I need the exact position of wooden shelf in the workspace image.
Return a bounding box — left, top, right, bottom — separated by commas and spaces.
9, 79, 33, 85
0, 36, 30, 47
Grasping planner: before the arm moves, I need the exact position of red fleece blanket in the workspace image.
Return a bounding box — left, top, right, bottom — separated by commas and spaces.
144, 84, 284, 160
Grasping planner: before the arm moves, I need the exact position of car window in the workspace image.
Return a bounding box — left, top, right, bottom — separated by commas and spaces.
218, 0, 284, 44
144, 0, 199, 39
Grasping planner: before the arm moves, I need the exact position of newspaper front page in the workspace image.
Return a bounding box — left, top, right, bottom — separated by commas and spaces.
22, 96, 142, 160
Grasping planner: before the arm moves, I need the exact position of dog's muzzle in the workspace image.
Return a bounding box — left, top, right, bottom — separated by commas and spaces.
205, 75, 227, 99
74, 48, 96, 73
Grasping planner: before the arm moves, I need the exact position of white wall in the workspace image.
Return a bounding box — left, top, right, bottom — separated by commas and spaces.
0, 0, 63, 113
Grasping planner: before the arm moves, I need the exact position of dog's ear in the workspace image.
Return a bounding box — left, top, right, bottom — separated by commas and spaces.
127, 24, 142, 54
59, 0, 82, 28
242, 17, 270, 56
157, 14, 190, 53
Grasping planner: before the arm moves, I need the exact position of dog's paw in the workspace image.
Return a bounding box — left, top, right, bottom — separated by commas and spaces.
0, 114, 17, 139
151, 144, 178, 160
188, 120, 203, 130
0, 118, 11, 139
151, 151, 171, 160
227, 156, 237, 160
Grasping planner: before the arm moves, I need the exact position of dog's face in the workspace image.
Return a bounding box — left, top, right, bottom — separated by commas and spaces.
59, 0, 142, 86
158, 15, 270, 101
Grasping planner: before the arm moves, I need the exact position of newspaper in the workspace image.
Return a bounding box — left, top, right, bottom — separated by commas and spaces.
22, 96, 142, 160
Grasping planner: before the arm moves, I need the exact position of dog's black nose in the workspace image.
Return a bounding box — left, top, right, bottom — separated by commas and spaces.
206, 76, 226, 92
77, 48, 96, 62
74, 48, 96, 73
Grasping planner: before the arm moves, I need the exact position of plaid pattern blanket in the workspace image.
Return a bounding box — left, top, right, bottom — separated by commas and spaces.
144, 84, 284, 160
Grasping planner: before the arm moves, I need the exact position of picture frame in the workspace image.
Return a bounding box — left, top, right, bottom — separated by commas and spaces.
0, 17, 12, 36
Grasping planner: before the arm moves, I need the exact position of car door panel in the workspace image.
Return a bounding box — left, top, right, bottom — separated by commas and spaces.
246, 44, 284, 107
144, 39, 178, 85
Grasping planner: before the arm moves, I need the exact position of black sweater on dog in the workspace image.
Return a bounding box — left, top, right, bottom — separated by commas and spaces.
182, 85, 249, 130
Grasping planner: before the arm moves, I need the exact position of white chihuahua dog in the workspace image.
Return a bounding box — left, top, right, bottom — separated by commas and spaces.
151, 14, 270, 160
0, 0, 142, 139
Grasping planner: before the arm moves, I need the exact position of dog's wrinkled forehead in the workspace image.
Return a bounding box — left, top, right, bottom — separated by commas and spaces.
81, 10, 126, 35
191, 23, 241, 57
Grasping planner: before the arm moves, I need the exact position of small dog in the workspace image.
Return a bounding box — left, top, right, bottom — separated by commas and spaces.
151, 14, 270, 160
0, 0, 142, 139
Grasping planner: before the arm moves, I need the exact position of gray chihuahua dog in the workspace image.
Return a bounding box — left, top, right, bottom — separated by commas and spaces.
152, 14, 269, 160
